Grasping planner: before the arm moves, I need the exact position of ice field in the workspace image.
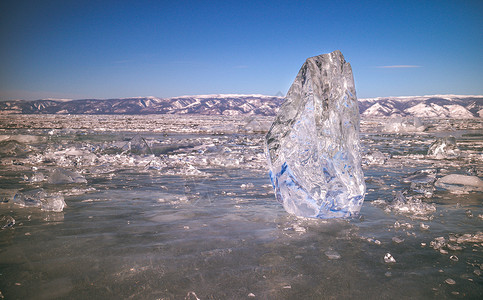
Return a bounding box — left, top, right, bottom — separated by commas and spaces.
0, 114, 482, 299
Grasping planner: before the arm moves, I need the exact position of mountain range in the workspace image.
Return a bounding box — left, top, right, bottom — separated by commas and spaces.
1, 94, 482, 118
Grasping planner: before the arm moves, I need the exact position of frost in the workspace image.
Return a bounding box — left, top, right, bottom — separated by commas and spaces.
265, 50, 365, 218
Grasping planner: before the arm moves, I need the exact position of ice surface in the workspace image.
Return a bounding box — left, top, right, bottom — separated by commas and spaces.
265, 50, 365, 218
427, 136, 460, 159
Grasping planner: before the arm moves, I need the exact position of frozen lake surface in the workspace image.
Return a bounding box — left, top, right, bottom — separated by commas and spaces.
0, 115, 482, 299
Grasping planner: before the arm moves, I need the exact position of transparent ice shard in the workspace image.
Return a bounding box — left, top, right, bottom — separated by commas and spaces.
13, 188, 66, 212
427, 136, 460, 159
0, 215, 15, 229
48, 168, 87, 184
364, 150, 388, 165
265, 50, 365, 218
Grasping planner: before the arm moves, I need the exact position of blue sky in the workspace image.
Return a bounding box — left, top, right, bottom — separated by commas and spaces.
1, 0, 482, 100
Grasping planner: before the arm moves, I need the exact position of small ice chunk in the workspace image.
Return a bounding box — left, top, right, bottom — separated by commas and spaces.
456, 232, 483, 244
0, 215, 15, 229
427, 136, 460, 159
403, 170, 437, 197
384, 253, 396, 263
435, 174, 483, 193
29, 172, 45, 182
40, 194, 66, 212
48, 168, 87, 184
185, 291, 200, 300
13, 189, 43, 208
325, 250, 341, 260
445, 278, 456, 285
392, 237, 404, 244
13, 189, 66, 212
430, 237, 446, 250
0, 140, 34, 157
240, 183, 254, 189
364, 150, 388, 165
420, 223, 429, 230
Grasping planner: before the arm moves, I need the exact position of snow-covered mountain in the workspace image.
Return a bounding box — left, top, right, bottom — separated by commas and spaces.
0, 95, 284, 116
358, 95, 482, 118
0, 94, 481, 118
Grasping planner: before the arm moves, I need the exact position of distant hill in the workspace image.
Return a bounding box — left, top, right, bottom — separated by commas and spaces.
1, 94, 482, 118
359, 95, 483, 118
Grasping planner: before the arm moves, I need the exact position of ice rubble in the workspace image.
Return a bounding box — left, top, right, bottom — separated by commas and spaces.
13, 189, 66, 212
373, 191, 436, 220
430, 232, 483, 253
265, 50, 365, 218
427, 136, 460, 159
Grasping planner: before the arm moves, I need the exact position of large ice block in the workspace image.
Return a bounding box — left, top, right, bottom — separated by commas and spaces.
265, 50, 365, 218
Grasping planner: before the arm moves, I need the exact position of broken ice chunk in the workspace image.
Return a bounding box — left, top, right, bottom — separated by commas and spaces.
13, 189, 66, 212
427, 136, 460, 159
0, 215, 15, 229
325, 250, 341, 260
435, 174, 483, 193
265, 50, 365, 218
48, 168, 87, 184
40, 194, 66, 212
403, 170, 437, 197
13, 189, 43, 208
364, 150, 388, 165
384, 253, 396, 263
